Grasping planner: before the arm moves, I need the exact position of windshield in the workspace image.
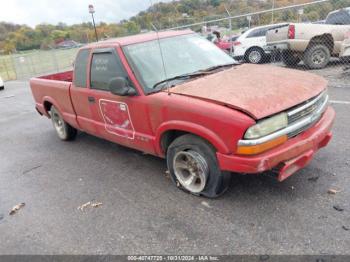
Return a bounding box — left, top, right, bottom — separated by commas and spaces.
123, 34, 235, 93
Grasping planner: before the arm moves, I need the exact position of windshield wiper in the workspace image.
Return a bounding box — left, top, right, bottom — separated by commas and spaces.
199, 62, 239, 73
151, 63, 238, 91
152, 72, 208, 90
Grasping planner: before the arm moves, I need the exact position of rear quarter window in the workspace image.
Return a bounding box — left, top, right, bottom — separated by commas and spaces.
73, 49, 90, 88
247, 28, 268, 38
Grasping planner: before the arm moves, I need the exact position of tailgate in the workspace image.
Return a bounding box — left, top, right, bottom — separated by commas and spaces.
266, 24, 290, 44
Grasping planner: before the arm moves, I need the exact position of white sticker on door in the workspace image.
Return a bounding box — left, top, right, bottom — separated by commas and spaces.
99, 99, 135, 139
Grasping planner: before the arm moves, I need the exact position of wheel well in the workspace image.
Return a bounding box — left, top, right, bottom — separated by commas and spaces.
43, 101, 53, 115
160, 130, 188, 154
160, 130, 218, 155
307, 34, 334, 53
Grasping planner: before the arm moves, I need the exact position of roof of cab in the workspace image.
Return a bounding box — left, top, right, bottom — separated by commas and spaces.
84, 29, 194, 48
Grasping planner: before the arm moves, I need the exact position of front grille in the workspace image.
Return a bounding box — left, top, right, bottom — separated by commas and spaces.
287, 117, 320, 138
286, 92, 328, 138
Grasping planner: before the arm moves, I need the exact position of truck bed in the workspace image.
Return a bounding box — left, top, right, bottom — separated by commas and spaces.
266, 23, 350, 53
30, 70, 78, 129
38, 70, 73, 82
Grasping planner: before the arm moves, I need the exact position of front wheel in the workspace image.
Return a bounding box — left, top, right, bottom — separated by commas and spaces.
167, 134, 231, 198
245, 47, 265, 64
50, 106, 77, 141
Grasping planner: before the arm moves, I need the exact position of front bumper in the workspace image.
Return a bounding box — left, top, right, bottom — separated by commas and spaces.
217, 107, 335, 181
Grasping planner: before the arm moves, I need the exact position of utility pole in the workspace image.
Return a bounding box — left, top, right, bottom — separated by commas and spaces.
224, 5, 233, 56
271, 0, 275, 24
247, 15, 252, 28
89, 4, 99, 42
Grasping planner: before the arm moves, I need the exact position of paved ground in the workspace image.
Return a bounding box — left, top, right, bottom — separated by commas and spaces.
0, 64, 349, 255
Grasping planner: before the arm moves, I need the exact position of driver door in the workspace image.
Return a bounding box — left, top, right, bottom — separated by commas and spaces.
87, 47, 153, 152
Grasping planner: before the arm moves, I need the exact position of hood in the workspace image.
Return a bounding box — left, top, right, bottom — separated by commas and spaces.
171, 64, 327, 119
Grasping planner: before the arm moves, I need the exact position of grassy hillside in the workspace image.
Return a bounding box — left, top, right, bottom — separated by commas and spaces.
0, 0, 349, 54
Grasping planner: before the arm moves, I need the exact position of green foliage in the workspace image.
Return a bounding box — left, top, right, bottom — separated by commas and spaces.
0, 0, 349, 54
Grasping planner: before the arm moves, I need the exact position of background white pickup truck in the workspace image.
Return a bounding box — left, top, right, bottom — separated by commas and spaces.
266, 7, 350, 69
0, 76, 4, 91
340, 30, 350, 62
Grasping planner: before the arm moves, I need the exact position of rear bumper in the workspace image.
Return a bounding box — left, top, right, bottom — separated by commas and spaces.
265, 42, 290, 51
217, 107, 335, 181
35, 103, 49, 117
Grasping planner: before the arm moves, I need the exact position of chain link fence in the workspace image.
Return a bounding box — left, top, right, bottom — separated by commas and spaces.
1, 0, 349, 82
166, 0, 350, 71
0, 48, 79, 81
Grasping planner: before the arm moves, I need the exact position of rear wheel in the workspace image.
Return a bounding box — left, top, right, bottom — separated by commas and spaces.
245, 47, 265, 64
303, 44, 330, 69
50, 106, 77, 141
167, 134, 231, 198
281, 51, 301, 67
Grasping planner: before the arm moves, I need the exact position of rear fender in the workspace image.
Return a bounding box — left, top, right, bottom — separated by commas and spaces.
307, 34, 334, 53
42, 96, 61, 118
42, 96, 79, 129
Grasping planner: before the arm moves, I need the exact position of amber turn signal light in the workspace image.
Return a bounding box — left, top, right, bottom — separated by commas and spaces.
236, 135, 288, 155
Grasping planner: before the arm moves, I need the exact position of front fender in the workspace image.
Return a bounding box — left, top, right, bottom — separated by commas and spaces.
155, 120, 230, 156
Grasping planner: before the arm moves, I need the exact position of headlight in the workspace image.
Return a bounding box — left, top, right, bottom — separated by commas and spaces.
245, 112, 288, 139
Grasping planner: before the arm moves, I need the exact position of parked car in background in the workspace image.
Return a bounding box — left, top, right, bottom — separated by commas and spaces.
0, 76, 4, 90
29, 30, 335, 198
207, 31, 234, 53
56, 40, 83, 49
266, 8, 350, 69
230, 35, 240, 42
340, 30, 350, 62
233, 23, 288, 64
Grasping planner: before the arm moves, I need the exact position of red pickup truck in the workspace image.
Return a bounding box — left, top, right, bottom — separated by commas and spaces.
30, 30, 335, 198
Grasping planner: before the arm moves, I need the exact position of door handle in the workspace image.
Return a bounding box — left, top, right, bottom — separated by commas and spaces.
88, 96, 95, 103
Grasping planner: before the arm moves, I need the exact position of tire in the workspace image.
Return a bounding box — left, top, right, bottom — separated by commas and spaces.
281, 51, 301, 67
50, 106, 77, 141
167, 134, 231, 198
303, 44, 330, 69
245, 47, 265, 64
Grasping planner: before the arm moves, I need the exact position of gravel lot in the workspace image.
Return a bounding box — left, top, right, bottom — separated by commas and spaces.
0, 63, 349, 255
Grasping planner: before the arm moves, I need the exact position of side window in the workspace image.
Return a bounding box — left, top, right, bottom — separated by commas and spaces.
90, 51, 128, 91
74, 49, 90, 87
247, 29, 259, 38
326, 10, 350, 25
257, 28, 268, 37
247, 28, 267, 38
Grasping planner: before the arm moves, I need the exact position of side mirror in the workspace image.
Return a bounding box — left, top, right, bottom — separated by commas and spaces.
109, 77, 136, 96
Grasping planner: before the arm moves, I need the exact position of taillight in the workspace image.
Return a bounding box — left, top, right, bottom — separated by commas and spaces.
345, 31, 350, 39
233, 41, 241, 46
288, 24, 295, 39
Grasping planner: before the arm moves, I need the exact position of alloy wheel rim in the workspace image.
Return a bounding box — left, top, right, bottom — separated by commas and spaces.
52, 111, 65, 138
173, 150, 208, 193
249, 51, 261, 63
311, 50, 326, 65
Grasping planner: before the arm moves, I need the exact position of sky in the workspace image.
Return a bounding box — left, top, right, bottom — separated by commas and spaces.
0, 0, 170, 27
